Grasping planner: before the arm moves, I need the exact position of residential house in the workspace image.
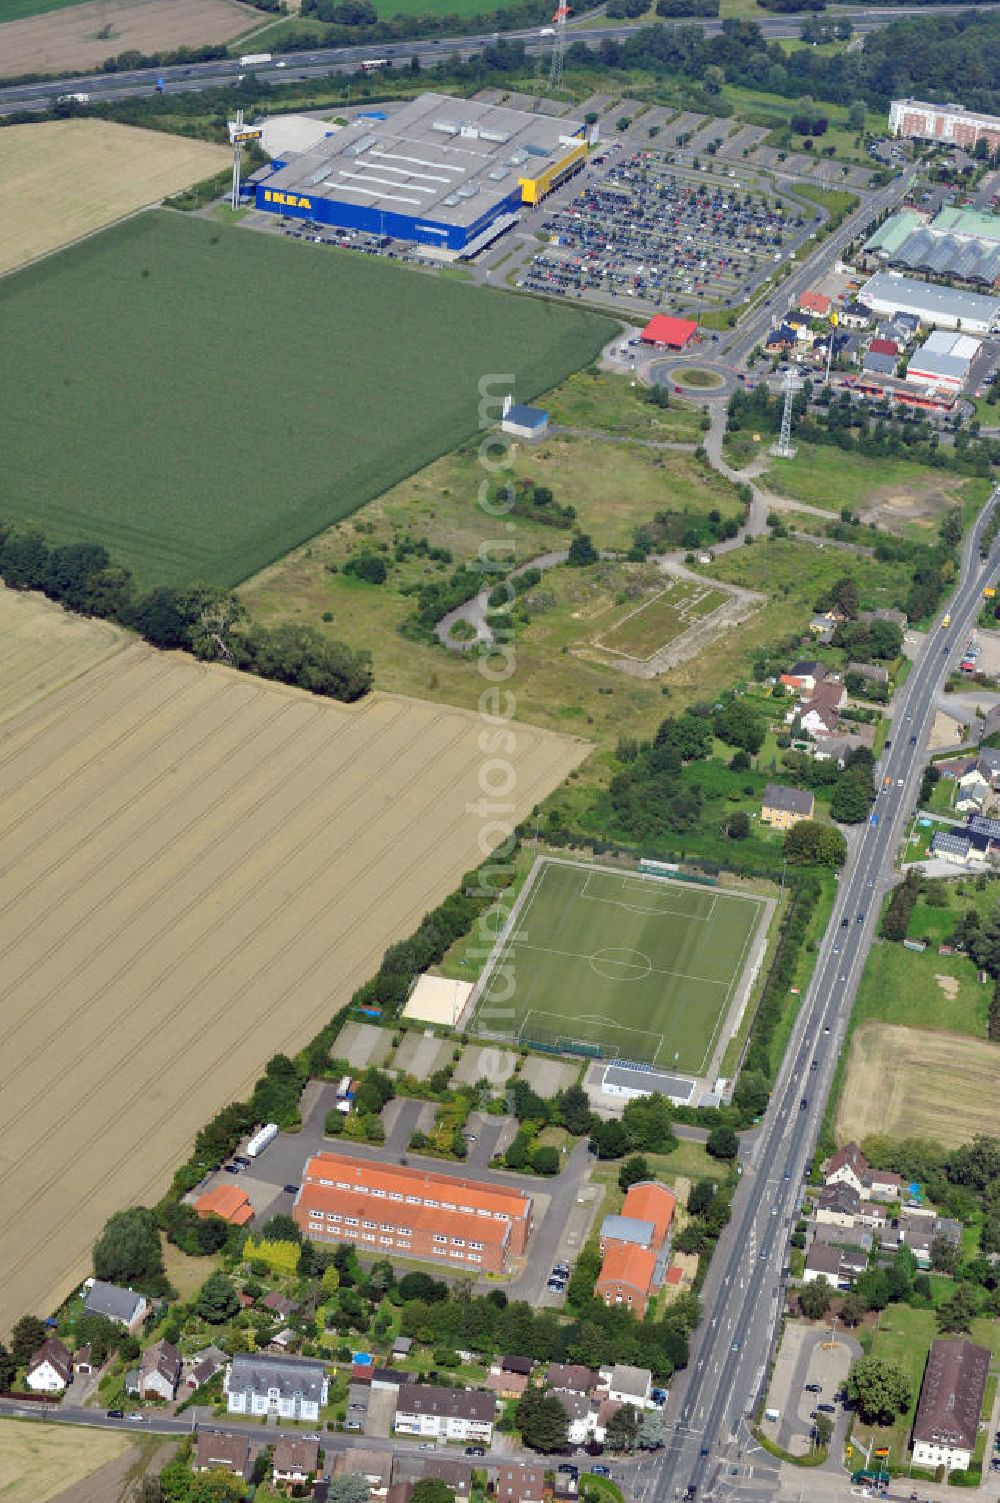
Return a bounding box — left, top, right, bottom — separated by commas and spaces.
812, 1223, 874, 1255
393, 1384, 495, 1443
602, 1364, 652, 1407
488, 1355, 532, 1399
765, 324, 797, 353
840, 302, 873, 328
800, 290, 832, 317
596, 1181, 677, 1317
839, 1247, 869, 1282
847, 661, 889, 687
857, 1201, 890, 1233
195, 1431, 254, 1480
809, 614, 836, 645
780, 660, 828, 695
273, 1436, 320, 1489
825, 1143, 868, 1196
814, 1183, 860, 1228
260, 1291, 299, 1321
912, 1339, 990, 1472
137, 1338, 181, 1401
866, 1168, 905, 1202
393, 1456, 473, 1497
956, 766, 990, 813
194, 1184, 254, 1226
976, 747, 1000, 788
338, 1448, 395, 1497
799, 681, 846, 738
225, 1353, 328, 1423
495, 1468, 547, 1503
930, 830, 974, 865
802, 1242, 845, 1289
555, 1391, 605, 1446
547, 1363, 597, 1396
760, 783, 815, 830
966, 813, 1000, 856
863, 350, 897, 377
84, 1281, 149, 1334
25, 1337, 72, 1393
869, 336, 900, 358
182, 1345, 228, 1393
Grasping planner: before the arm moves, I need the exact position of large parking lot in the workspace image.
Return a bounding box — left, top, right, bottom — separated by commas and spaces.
521, 149, 811, 312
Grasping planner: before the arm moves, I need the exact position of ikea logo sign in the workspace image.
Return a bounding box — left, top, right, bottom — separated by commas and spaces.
263, 190, 313, 209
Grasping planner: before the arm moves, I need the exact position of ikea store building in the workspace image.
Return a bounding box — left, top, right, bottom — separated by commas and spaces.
254, 92, 589, 256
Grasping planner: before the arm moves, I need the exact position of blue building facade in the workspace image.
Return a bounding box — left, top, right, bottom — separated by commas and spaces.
255, 180, 525, 252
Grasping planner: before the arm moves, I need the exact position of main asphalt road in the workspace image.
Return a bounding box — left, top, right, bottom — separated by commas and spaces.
0, 4, 988, 115
646, 486, 1000, 1503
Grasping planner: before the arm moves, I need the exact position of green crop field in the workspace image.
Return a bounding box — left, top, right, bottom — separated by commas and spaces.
470, 857, 769, 1074
0, 211, 614, 589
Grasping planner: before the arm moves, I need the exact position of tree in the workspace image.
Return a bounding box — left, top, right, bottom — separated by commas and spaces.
559, 1083, 593, 1137
410, 1483, 455, 1503
706, 1125, 739, 1161
930, 1233, 960, 1275
784, 819, 847, 867
847, 100, 866, 133
567, 534, 598, 567
799, 1276, 832, 1320
724, 809, 750, 840
605, 1402, 642, 1453
93, 1206, 164, 1287
260, 1212, 302, 1244
0, 1340, 17, 1391
845, 1356, 912, 1425
830, 773, 871, 824
9, 1315, 47, 1369
344, 553, 387, 585
196, 1270, 240, 1325
532, 1146, 561, 1176
688, 1180, 716, 1216
515, 1388, 570, 1452
328, 1477, 373, 1503
839, 1293, 865, 1327
622, 1093, 676, 1153
589, 1119, 631, 1159
937, 1282, 980, 1333
619, 1155, 650, 1192
813, 1412, 834, 1447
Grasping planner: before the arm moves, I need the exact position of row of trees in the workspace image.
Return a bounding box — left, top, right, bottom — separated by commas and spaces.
0, 524, 372, 703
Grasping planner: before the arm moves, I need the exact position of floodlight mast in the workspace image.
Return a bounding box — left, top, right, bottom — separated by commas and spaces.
549, 4, 570, 92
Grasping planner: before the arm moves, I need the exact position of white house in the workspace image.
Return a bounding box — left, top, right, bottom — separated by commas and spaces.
555, 1391, 607, 1445
225, 1354, 328, 1423
393, 1384, 495, 1443
601, 1364, 653, 1408
912, 1339, 990, 1473
825, 1143, 867, 1196
25, 1337, 73, 1393
137, 1339, 181, 1401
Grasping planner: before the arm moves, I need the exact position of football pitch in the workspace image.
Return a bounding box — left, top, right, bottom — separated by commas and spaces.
471, 858, 770, 1075
0, 212, 614, 589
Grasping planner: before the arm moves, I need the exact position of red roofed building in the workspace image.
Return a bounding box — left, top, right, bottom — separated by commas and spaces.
799, 291, 831, 317
293, 1152, 533, 1273
195, 1184, 254, 1226
640, 315, 698, 349
869, 337, 899, 357
595, 1180, 677, 1316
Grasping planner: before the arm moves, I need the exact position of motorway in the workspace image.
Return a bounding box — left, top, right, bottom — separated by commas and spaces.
651, 488, 1000, 1503
0, 4, 988, 115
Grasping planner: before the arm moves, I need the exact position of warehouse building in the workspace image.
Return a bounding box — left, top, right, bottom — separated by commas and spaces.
865, 208, 1000, 287
254, 93, 588, 255
292, 1152, 533, 1272
859, 271, 1000, 333
889, 98, 1000, 153
906, 329, 981, 390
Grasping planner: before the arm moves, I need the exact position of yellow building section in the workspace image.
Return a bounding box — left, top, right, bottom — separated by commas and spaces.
518, 140, 588, 205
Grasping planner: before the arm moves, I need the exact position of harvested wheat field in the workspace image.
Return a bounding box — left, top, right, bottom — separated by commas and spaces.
0, 582, 127, 725
0, 121, 228, 274
0, 643, 587, 1331
0, 0, 258, 78
837, 1020, 1000, 1147
0, 1420, 133, 1503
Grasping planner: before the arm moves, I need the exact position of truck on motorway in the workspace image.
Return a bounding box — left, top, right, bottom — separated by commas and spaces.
359, 57, 390, 71
57, 92, 90, 103
941, 612, 952, 629
239, 52, 272, 65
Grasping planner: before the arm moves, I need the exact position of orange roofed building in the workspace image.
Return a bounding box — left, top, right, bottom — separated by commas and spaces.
195, 1184, 254, 1226
595, 1181, 676, 1317
292, 1153, 533, 1274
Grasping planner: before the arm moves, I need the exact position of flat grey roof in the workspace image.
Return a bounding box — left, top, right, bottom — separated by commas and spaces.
600, 1214, 654, 1247
602, 1061, 696, 1102
862, 271, 1000, 326
264, 92, 583, 231
907, 349, 971, 382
